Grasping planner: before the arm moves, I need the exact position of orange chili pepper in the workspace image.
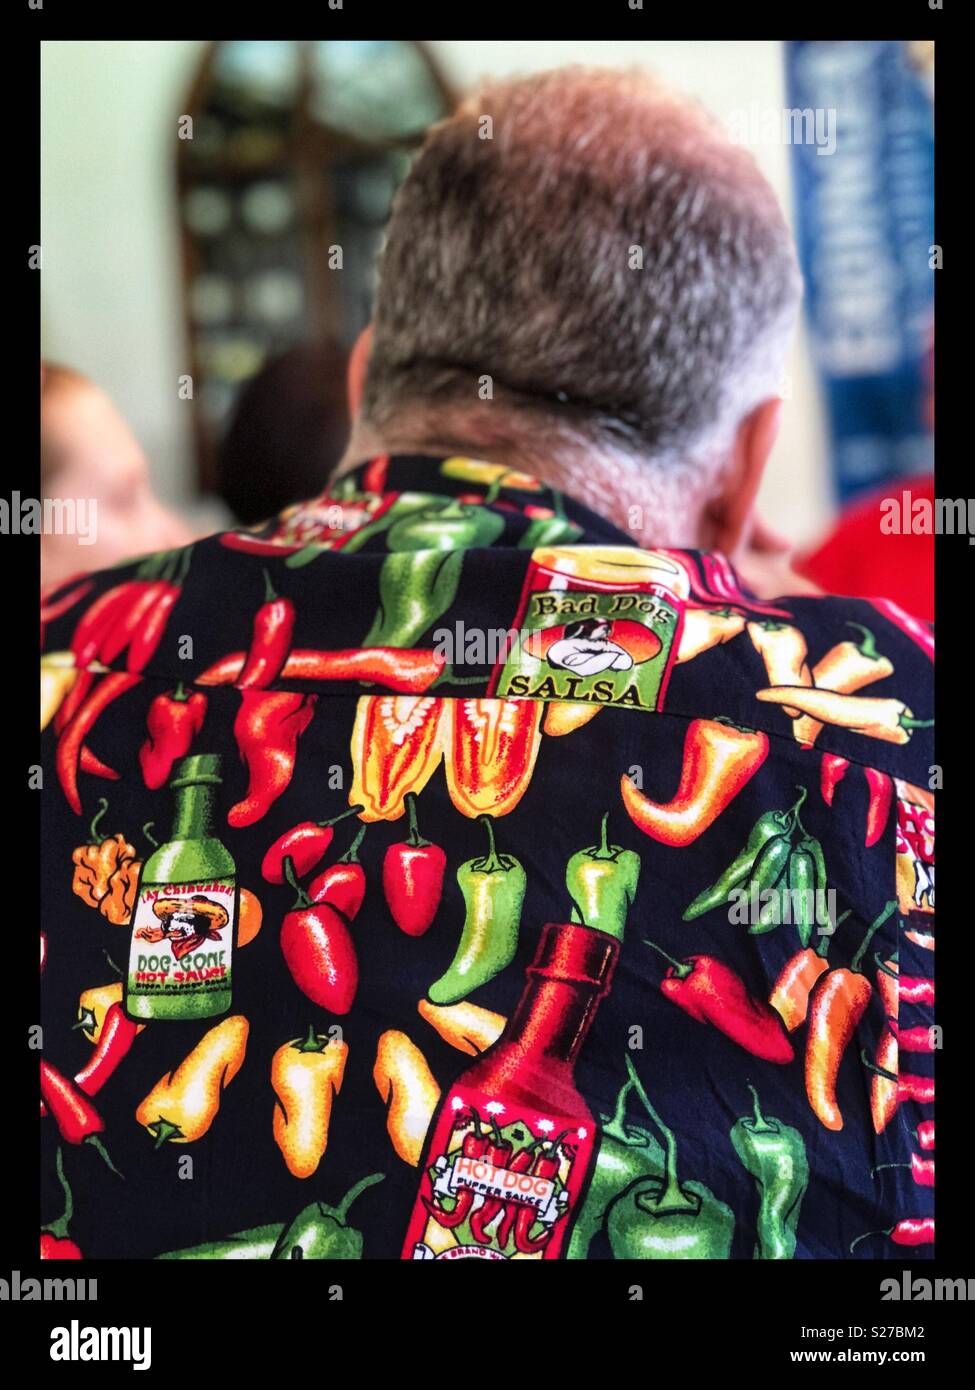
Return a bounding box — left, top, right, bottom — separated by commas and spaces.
769, 949, 830, 1032
621, 718, 768, 847
444, 698, 543, 818
349, 695, 445, 822
870, 1027, 900, 1135
804, 902, 896, 1130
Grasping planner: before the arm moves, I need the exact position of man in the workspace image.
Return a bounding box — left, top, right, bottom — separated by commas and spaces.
40, 68, 933, 1261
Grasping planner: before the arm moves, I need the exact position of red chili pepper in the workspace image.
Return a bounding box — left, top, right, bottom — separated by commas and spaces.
139, 685, 208, 789
851, 1218, 934, 1253
197, 646, 445, 694
39, 1060, 122, 1174
820, 753, 849, 806
228, 691, 317, 828
469, 1131, 515, 1245
899, 973, 934, 1006
41, 579, 94, 650
421, 1109, 487, 1229
892, 1023, 937, 1053
74, 1003, 140, 1096
41, 1148, 83, 1260
279, 856, 358, 1014
308, 824, 368, 919
362, 455, 389, 494
864, 769, 894, 847
382, 792, 446, 936
261, 805, 363, 883
126, 582, 181, 672
80, 745, 119, 780
513, 1136, 568, 1255
898, 1072, 935, 1104
916, 1120, 935, 1151
238, 570, 295, 688
56, 673, 142, 814
645, 940, 793, 1064
55, 581, 149, 731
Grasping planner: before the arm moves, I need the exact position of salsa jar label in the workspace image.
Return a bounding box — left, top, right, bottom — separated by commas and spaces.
402, 1085, 597, 1260
125, 878, 236, 1011
489, 547, 686, 712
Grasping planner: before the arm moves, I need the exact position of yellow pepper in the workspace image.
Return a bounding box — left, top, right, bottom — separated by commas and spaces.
136, 1015, 249, 1146
349, 695, 445, 822
373, 1030, 440, 1166
417, 998, 506, 1056
41, 652, 77, 731
271, 1027, 348, 1178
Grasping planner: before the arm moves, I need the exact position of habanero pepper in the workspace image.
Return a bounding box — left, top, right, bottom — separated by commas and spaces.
606, 1057, 734, 1259
730, 1085, 809, 1260
804, 900, 897, 1131
41, 1149, 83, 1261
280, 857, 359, 1015
622, 718, 769, 848
228, 690, 317, 828
308, 823, 368, 920
383, 792, 446, 936
238, 569, 295, 689
262, 804, 363, 883
645, 939, 793, 1064
565, 812, 640, 940
139, 684, 208, 790
428, 815, 526, 1006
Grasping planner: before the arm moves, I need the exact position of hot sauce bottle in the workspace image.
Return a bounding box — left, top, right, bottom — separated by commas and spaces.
124, 754, 237, 1022
402, 922, 618, 1260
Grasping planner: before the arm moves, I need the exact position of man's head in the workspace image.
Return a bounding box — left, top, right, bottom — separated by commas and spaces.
353, 67, 802, 552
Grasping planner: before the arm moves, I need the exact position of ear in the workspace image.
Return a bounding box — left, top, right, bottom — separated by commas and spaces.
698, 397, 783, 555
347, 325, 373, 418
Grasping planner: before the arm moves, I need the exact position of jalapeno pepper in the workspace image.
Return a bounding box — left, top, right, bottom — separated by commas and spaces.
683, 788, 807, 921
427, 816, 526, 1005
730, 1085, 809, 1260
565, 812, 641, 941
270, 1174, 385, 1259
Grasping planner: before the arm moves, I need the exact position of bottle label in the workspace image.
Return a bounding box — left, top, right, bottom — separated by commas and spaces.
125, 878, 236, 1005
402, 1086, 597, 1260
490, 559, 683, 712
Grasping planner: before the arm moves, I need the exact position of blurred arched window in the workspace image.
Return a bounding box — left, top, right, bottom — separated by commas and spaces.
177, 39, 453, 496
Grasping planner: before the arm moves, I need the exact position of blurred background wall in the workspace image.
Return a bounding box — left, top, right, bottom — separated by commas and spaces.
38, 39, 852, 539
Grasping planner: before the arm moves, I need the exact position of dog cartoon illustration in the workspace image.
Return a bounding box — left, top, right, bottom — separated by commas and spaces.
136, 894, 229, 959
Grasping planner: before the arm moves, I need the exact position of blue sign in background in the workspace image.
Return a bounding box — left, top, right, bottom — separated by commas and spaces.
785, 41, 934, 505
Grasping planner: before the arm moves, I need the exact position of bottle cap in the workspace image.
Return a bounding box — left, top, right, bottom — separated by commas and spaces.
169, 753, 223, 789
528, 922, 619, 993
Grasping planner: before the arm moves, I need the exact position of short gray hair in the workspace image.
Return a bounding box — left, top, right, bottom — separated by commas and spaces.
363, 67, 802, 470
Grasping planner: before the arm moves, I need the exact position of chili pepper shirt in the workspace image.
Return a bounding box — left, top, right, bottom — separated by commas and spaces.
39, 454, 935, 1261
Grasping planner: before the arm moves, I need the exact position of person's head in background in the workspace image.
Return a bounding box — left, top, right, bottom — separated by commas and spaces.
217, 339, 350, 526
40, 363, 193, 589
344, 67, 803, 563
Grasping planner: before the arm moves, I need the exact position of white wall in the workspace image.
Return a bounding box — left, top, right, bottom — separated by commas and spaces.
40, 39, 831, 537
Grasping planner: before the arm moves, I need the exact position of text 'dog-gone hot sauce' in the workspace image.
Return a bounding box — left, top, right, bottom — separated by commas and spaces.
124, 754, 237, 1022
402, 921, 619, 1260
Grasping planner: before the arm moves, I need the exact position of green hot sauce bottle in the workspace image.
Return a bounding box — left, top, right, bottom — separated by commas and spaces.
124, 754, 237, 1022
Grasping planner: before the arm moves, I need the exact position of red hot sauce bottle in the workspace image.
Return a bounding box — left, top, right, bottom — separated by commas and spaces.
402, 922, 618, 1261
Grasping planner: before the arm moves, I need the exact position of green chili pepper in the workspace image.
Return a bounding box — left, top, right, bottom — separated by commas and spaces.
387, 499, 504, 553
605, 1057, 734, 1260
270, 1173, 385, 1260
363, 549, 465, 650
518, 516, 583, 547
566, 1070, 664, 1259
730, 1084, 808, 1260
683, 788, 807, 921
428, 815, 526, 1005
802, 833, 829, 940
565, 812, 641, 941
157, 1223, 285, 1259
749, 832, 794, 934
789, 843, 817, 948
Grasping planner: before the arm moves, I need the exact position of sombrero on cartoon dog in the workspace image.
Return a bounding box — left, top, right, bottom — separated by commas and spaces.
153, 895, 229, 959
